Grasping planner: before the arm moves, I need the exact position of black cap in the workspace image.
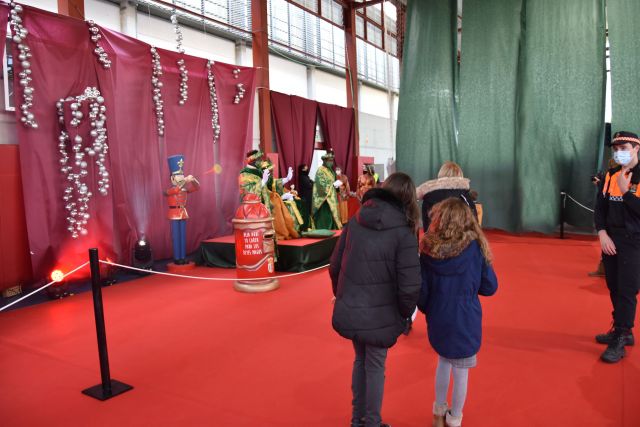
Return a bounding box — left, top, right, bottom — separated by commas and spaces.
610, 131, 640, 146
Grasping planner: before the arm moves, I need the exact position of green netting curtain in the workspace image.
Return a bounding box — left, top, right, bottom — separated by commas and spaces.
457, 0, 522, 231
396, 0, 459, 189
397, 0, 606, 232
608, 0, 640, 134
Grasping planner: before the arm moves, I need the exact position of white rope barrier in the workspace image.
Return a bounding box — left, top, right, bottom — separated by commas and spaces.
0, 261, 90, 312
99, 259, 329, 282
561, 192, 595, 213
0, 259, 329, 313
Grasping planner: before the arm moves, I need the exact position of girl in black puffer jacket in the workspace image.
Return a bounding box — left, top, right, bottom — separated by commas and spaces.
330, 172, 421, 427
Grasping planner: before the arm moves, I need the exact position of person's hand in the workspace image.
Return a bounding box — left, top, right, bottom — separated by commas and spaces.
185, 175, 195, 182
331, 296, 336, 304
349, 191, 357, 198
281, 192, 294, 201
261, 169, 270, 186
599, 230, 616, 256
618, 169, 633, 194
333, 180, 344, 188
286, 167, 293, 181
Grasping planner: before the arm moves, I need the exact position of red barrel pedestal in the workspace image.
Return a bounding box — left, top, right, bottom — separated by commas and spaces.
231, 194, 279, 292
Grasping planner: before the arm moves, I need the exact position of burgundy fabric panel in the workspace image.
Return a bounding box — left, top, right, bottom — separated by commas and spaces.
94, 27, 168, 262
15, 6, 114, 277
11, 6, 257, 278
271, 91, 317, 188
318, 102, 356, 181
212, 61, 256, 234
157, 48, 218, 254
0, 3, 9, 62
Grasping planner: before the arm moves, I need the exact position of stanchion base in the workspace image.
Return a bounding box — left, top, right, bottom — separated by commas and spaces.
167, 261, 196, 273
234, 279, 279, 293
82, 379, 133, 401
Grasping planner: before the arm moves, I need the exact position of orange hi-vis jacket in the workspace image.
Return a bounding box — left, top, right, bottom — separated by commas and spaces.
595, 164, 640, 233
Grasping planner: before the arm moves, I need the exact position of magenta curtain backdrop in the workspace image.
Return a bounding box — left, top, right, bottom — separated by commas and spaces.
318, 102, 356, 181
13, 6, 256, 278
0, 4, 8, 61
157, 48, 218, 257
14, 6, 114, 276
213, 61, 256, 234
270, 91, 318, 188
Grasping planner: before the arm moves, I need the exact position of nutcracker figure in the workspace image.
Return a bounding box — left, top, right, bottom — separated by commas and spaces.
165, 155, 200, 265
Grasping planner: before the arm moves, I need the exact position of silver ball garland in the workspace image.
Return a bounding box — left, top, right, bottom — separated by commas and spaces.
206, 61, 221, 144
10, 2, 37, 129
170, 13, 185, 54
87, 20, 112, 69
57, 87, 110, 238
150, 47, 165, 136
177, 58, 189, 106
234, 82, 246, 105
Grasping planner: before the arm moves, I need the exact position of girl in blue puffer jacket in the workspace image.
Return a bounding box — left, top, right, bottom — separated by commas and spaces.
417, 197, 498, 427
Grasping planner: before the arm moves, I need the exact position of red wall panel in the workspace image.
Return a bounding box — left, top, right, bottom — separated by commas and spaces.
0, 145, 32, 290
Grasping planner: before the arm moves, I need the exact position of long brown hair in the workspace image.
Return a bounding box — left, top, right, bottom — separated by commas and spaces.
382, 172, 420, 232
420, 197, 492, 263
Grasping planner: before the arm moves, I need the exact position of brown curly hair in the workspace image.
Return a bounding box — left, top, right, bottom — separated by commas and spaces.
420, 197, 492, 263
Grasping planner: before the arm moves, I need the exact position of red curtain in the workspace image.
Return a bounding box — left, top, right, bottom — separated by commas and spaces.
318, 102, 356, 181
0, 3, 8, 61
157, 48, 218, 256
13, 6, 256, 278
213, 61, 257, 234
270, 91, 318, 188
15, 6, 113, 277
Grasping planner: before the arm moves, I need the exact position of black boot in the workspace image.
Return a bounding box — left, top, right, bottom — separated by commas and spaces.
601, 330, 628, 363
596, 327, 634, 346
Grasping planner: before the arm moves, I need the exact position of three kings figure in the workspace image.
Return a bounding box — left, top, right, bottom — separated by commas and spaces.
312, 150, 342, 230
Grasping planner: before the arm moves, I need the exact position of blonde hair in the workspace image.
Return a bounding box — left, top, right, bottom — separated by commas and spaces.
437, 161, 464, 179
420, 197, 492, 263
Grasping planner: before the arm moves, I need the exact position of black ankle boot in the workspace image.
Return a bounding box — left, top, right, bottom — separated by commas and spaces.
596, 327, 634, 346
601, 330, 628, 363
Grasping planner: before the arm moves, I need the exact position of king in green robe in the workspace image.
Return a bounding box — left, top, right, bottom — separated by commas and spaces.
239, 149, 272, 210
312, 150, 342, 230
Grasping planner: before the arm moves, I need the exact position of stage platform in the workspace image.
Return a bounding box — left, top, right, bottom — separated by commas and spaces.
198, 230, 342, 272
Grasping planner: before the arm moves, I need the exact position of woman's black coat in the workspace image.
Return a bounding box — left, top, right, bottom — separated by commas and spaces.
329, 188, 421, 348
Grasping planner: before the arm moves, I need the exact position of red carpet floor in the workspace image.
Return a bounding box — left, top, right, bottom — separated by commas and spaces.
0, 232, 638, 426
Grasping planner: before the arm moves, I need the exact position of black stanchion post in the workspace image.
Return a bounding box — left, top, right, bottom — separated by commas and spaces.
560, 191, 566, 239
82, 248, 133, 401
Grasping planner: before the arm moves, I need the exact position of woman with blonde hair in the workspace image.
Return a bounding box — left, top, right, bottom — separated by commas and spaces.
416, 161, 478, 231
418, 197, 498, 427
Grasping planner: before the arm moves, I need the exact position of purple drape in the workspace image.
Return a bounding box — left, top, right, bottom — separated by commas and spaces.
213, 61, 257, 234
95, 27, 166, 264
318, 102, 356, 181
271, 91, 317, 188
15, 6, 112, 275
14, 6, 256, 278
0, 3, 8, 61
157, 48, 218, 256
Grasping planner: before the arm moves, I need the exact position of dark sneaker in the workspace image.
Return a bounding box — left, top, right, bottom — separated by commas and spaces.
601, 334, 627, 363
596, 328, 634, 346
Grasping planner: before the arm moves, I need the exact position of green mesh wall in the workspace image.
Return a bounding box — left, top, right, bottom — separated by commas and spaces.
397, 0, 606, 232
